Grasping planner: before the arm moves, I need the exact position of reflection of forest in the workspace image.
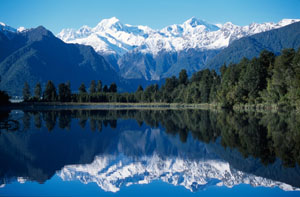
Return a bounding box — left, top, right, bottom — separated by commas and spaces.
18, 109, 300, 167
1, 109, 300, 188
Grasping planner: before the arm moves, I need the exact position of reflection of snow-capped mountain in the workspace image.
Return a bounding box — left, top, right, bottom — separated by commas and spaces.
57, 154, 299, 193
57, 17, 300, 56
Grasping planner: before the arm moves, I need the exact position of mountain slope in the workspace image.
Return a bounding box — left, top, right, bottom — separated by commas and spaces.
118, 49, 220, 80
0, 26, 119, 95
207, 21, 300, 71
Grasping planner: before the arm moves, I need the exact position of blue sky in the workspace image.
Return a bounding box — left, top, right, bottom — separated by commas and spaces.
0, 0, 300, 34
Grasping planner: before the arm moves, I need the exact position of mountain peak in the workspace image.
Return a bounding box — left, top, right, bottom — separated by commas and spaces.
105, 16, 120, 23
278, 18, 300, 26
95, 17, 123, 31
184, 17, 205, 27
183, 17, 219, 31
17, 27, 26, 32
24, 26, 55, 42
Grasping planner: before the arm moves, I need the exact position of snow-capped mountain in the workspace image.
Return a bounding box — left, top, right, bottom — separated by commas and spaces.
0, 22, 26, 33
57, 17, 300, 56
0, 22, 27, 40
58, 154, 300, 193
57, 17, 300, 81
0, 22, 17, 33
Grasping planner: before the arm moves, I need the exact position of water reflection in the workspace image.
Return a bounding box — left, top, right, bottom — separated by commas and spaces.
0, 109, 300, 193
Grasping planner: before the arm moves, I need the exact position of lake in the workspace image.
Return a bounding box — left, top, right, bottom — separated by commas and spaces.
0, 108, 300, 196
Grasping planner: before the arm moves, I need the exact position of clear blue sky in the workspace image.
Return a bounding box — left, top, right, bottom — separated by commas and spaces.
0, 0, 300, 34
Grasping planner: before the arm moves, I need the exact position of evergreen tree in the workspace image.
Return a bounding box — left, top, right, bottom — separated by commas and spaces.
58, 82, 71, 102
179, 69, 188, 85
258, 50, 275, 78
96, 80, 102, 93
164, 76, 178, 92
220, 63, 227, 76
288, 48, 300, 106
90, 80, 96, 94
34, 83, 42, 100
198, 69, 214, 103
161, 76, 178, 102
144, 84, 157, 102
79, 83, 87, 94
66, 81, 71, 94
44, 80, 57, 102
109, 83, 117, 93
269, 49, 296, 102
103, 85, 108, 93
22, 82, 31, 101
135, 85, 144, 102
136, 85, 143, 92
58, 83, 66, 101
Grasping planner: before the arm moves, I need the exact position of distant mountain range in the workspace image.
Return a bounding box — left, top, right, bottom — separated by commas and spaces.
58, 18, 300, 80
58, 17, 299, 56
0, 18, 300, 95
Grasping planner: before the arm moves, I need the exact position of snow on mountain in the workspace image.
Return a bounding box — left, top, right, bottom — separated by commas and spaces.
17, 26, 26, 32
0, 22, 27, 34
57, 17, 149, 55
0, 22, 17, 33
57, 154, 300, 193
57, 17, 300, 56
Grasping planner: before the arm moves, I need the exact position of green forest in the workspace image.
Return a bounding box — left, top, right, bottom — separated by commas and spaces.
20, 48, 300, 110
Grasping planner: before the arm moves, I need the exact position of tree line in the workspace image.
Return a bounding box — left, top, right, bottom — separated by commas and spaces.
21, 48, 300, 109
22, 80, 119, 103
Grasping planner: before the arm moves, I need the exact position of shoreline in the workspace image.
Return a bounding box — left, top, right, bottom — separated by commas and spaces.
0, 102, 220, 111
1, 102, 294, 113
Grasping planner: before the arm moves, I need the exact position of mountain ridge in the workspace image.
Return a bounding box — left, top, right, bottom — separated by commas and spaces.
57, 17, 300, 80
1, 18, 300, 94
57, 17, 300, 56
207, 21, 300, 70
0, 25, 121, 96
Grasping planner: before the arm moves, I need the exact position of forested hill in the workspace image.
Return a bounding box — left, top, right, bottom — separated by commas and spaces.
0, 26, 121, 96
207, 22, 300, 71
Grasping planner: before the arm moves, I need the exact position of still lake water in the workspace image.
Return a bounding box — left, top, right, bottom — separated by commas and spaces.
0, 108, 300, 196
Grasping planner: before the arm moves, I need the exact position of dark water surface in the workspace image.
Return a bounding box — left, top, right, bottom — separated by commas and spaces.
0, 109, 300, 196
